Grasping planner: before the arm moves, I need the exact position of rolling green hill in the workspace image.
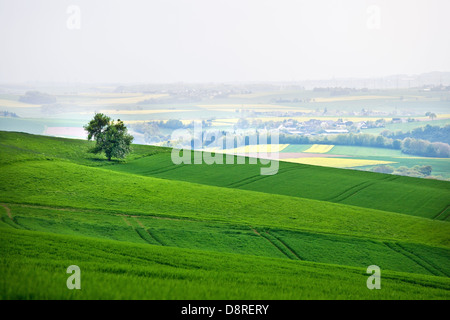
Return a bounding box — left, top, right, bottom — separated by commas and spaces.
2, 227, 449, 300
0, 131, 449, 299
105, 151, 450, 220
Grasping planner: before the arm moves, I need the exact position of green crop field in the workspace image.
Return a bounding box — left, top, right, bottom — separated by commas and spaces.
105, 149, 450, 220
0, 131, 449, 299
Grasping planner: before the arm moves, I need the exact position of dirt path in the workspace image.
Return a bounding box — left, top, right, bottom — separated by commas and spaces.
251, 228, 261, 236
121, 216, 132, 226
134, 217, 145, 228
0, 203, 13, 220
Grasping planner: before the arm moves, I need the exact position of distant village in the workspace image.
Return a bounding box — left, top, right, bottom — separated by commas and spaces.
233, 114, 419, 136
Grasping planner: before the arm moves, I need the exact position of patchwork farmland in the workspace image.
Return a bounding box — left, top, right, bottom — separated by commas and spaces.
0, 131, 449, 299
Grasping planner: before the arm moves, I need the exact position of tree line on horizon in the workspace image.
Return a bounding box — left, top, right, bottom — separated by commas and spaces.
279, 132, 450, 158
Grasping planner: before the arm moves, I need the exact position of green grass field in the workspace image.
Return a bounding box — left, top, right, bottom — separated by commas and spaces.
104, 151, 450, 220
0, 131, 449, 299
3, 228, 449, 300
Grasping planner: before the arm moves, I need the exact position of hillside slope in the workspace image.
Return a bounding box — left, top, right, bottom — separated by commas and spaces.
1, 131, 449, 220
1, 228, 449, 300
0, 131, 449, 299
106, 152, 450, 220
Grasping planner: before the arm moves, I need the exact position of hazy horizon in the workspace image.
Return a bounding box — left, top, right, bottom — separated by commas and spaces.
1, 0, 450, 83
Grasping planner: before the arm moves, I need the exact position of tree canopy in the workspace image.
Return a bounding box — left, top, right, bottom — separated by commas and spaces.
84, 113, 133, 161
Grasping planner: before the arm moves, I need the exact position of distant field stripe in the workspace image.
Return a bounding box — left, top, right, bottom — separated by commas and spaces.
224, 144, 289, 154
304, 144, 334, 153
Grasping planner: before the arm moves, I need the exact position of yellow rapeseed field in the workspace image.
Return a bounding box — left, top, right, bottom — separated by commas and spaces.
80, 94, 169, 106
225, 144, 289, 154
0, 99, 40, 108
283, 157, 396, 168
304, 144, 334, 153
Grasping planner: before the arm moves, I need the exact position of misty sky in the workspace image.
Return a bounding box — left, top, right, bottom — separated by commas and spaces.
1, 0, 449, 83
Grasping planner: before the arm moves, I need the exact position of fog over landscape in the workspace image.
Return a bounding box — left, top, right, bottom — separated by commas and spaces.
1, 0, 450, 83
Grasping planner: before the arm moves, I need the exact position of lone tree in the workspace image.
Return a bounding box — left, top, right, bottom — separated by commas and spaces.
425, 112, 437, 120
84, 113, 133, 161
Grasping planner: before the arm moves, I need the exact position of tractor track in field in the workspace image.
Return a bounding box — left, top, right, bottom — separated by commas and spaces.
144, 229, 165, 246
267, 231, 303, 260
134, 217, 165, 246
134, 228, 156, 245
326, 179, 383, 202
145, 163, 186, 175
121, 215, 165, 246
251, 227, 301, 260
226, 174, 272, 188
433, 205, 450, 220
121, 216, 131, 226
0, 203, 25, 229
395, 243, 449, 277
327, 181, 374, 202
227, 166, 305, 188
122, 216, 154, 245
251, 228, 291, 259
326, 175, 398, 203
0, 203, 187, 223
1, 203, 13, 220
383, 242, 443, 277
